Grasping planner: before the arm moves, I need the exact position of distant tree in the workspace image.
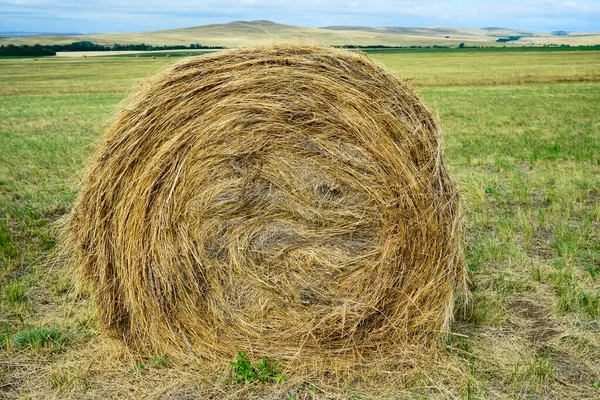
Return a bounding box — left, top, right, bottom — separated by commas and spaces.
458, 43, 465, 48
0, 43, 55, 56
496, 36, 520, 43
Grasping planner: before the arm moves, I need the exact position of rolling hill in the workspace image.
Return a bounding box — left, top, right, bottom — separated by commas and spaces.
1, 20, 598, 48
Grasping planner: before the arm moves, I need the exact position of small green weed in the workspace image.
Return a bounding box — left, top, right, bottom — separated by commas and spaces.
230, 351, 285, 385
130, 356, 168, 374
585, 265, 598, 279
12, 327, 66, 351
464, 378, 474, 400
0, 220, 19, 263
5, 280, 27, 304
445, 333, 475, 362
533, 266, 542, 282
135, 361, 148, 372
511, 350, 554, 393
462, 290, 505, 326
573, 290, 599, 318
484, 185, 501, 197
549, 269, 599, 318
150, 355, 168, 368
0, 331, 10, 350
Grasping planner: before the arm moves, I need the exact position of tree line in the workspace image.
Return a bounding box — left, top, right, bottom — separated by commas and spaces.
2, 40, 599, 57
0, 41, 224, 56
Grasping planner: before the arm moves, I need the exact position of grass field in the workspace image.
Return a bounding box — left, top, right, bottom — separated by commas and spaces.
2, 20, 599, 48
1, 49, 599, 399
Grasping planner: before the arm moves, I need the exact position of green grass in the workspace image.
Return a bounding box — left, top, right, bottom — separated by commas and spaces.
0, 49, 599, 398
4, 279, 27, 304
377, 50, 600, 85
12, 327, 66, 351
363, 45, 600, 54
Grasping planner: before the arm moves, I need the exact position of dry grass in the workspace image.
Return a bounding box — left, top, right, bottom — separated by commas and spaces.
2, 20, 597, 48
0, 21, 498, 47
5, 47, 596, 400
61, 43, 465, 378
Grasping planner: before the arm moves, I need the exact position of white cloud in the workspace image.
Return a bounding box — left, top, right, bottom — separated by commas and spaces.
1, 0, 598, 32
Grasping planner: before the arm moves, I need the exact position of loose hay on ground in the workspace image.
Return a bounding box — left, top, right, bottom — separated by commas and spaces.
62, 43, 465, 367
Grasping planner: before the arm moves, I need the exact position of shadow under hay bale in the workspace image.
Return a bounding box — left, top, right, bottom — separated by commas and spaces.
63, 43, 465, 364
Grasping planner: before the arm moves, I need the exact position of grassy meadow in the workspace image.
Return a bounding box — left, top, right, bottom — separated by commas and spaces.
3, 21, 599, 48
1, 49, 599, 399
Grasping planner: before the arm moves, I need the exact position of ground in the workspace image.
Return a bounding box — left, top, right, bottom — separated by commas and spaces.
0, 49, 599, 399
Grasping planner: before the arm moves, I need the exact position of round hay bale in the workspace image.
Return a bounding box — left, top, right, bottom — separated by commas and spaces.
65, 44, 464, 362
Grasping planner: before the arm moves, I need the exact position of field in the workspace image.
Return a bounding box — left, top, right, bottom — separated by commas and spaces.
1, 49, 599, 398
2, 20, 599, 48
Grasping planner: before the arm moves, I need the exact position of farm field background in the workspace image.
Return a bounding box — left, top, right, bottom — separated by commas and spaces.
3, 20, 599, 48
1, 49, 599, 398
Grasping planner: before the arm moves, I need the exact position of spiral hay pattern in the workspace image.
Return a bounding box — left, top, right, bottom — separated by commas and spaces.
65, 44, 464, 361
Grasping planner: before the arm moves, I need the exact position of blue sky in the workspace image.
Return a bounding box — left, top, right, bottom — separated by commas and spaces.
1, 1, 599, 33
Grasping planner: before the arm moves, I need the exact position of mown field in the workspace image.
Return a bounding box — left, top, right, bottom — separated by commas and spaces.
1, 49, 599, 399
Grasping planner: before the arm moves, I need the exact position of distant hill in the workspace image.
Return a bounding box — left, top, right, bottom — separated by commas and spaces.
1, 20, 598, 48
321, 25, 540, 37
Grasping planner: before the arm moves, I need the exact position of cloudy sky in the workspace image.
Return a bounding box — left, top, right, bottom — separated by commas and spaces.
1, 0, 599, 33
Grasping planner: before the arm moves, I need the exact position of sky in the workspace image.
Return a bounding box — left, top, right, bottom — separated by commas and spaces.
1, 0, 599, 33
